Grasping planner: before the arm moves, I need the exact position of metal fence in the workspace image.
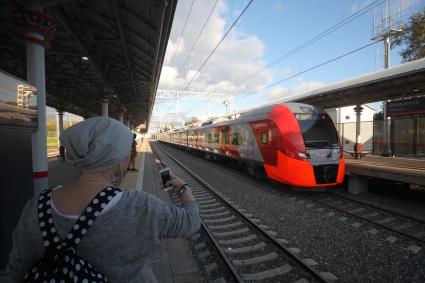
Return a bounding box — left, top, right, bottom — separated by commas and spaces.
336, 121, 374, 152
337, 118, 425, 157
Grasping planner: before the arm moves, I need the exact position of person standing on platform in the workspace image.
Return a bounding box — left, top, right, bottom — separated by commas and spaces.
128, 133, 138, 171
6, 117, 200, 283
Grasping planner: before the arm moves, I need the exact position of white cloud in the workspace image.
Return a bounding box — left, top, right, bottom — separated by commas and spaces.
274, 1, 284, 13
158, 0, 272, 94
350, 0, 373, 14
268, 81, 326, 99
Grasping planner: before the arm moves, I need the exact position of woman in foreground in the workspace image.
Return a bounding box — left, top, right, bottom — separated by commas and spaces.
6, 117, 200, 282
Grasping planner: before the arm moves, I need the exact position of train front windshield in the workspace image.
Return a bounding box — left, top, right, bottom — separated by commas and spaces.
295, 113, 339, 148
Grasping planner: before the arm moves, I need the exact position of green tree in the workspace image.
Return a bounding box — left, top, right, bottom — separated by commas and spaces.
46, 118, 57, 131
392, 9, 425, 62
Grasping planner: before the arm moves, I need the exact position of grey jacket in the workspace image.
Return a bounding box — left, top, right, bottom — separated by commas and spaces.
6, 189, 200, 282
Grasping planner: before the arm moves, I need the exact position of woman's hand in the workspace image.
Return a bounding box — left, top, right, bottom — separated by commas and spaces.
165, 175, 187, 192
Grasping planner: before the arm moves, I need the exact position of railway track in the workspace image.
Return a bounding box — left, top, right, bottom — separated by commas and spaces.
157, 142, 425, 250
152, 142, 330, 283
308, 192, 425, 246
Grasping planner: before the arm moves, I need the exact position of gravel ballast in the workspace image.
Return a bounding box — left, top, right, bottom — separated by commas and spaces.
158, 142, 425, 282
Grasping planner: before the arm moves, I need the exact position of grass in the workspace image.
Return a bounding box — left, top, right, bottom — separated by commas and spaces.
47, 137, 58, 148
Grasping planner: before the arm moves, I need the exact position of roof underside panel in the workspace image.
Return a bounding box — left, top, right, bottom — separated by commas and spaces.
280, 58, 425, 109
0, 0, 177, 131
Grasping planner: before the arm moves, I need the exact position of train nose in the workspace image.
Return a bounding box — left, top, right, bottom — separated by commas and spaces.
323, 165, 338, 183
313, 164, 339, 184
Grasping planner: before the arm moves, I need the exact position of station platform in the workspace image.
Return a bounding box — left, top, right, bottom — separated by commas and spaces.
46, 140, 201, 282
122, 140, 201, 282
344, 154, 425, 194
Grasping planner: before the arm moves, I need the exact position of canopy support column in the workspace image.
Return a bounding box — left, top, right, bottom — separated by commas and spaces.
57, 110, 65, 161
354, 104, 363, 160
18, 2, 55, 194
101, 98, 109, 117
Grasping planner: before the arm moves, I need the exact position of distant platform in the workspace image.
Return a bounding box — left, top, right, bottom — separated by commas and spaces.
345, 154, 425, 186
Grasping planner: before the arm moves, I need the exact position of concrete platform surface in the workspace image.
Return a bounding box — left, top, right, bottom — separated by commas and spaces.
124, 139, 201, 283
345, 154, 425, 186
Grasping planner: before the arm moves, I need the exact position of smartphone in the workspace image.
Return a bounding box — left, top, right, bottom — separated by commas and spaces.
159, 167, 173, 191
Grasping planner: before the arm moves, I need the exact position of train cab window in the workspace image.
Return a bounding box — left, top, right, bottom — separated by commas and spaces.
295, 113, 339, 148
232, 133, 240, 145
261, 131, 268, 144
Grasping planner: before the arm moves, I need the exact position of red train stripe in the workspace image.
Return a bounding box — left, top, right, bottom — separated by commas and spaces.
33, 171, 48, 179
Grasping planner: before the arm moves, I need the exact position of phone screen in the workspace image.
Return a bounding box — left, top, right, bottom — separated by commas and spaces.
159, 168, 171, 187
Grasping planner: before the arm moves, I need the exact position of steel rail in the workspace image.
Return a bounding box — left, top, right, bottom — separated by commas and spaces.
158, 142, 425, 245
150, 144, 244, 283
326, 191, 425, 225
309, 195, 425, 244
153, 142, 329, 283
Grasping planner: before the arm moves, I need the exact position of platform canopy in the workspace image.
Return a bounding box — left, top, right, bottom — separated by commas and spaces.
0, 0, 176, 130
280, 57, 425, 108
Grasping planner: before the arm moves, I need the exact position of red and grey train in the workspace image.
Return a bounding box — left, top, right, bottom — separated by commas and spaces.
157, 102, 345, 188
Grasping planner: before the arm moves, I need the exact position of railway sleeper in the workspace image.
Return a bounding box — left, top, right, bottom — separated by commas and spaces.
197, 199, 219, 205
362, 211, 380, 218
200, 206, 226, 214
203, 215, 236, 224
201, 211, 230, 218
241, 264, 292, 281
192, 192, 211, 198
194, 196, 215, 201
199, 202, 222, 209
218, 234, 257, 245
376, 217, 396, 224
208, 221, 243, 230
392, 222, 414, 231
225, 242, 267, 254
232, 252, 278, 266
212, 227, 250, 238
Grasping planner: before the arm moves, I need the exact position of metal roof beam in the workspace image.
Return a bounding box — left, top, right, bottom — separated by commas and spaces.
112, 0, 131, 71
52, 7, 112, 93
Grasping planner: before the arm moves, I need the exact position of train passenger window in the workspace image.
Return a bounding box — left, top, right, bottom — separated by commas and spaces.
232, 133, 240, 145
261, 131, 268, 144
213, 133, 219, 143
207, 134, 212, 143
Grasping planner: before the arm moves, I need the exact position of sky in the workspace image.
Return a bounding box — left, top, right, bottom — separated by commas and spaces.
150, 0, 425, 130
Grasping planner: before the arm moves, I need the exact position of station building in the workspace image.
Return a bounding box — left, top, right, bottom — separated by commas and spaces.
374, 96, 425, 157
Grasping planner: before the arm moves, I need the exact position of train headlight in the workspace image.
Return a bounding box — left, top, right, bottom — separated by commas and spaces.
297, 152, 308, 159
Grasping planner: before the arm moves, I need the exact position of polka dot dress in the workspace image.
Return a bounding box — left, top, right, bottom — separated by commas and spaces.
24, 187, 122, 283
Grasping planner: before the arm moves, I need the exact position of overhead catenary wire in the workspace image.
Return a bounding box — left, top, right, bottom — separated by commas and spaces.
187, 0, 386, 117
234, 0, 386, 85
231, 40, 381, 104
182, 0, 255, 92
179, 0, 220, 73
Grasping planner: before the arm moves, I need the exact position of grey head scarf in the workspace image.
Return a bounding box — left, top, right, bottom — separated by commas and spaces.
60, 117, 133, 172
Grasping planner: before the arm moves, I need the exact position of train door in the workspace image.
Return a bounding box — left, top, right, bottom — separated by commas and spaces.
221, 126, 229, 154
254, 126, 277, 166
247, 126, 255, 161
